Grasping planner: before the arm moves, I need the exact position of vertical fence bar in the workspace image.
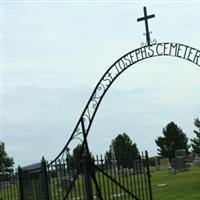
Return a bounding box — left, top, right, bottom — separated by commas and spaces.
2, 173, 7, 200
100, 155, 107, 199
132, 160, 138, 198
145, 151, 153, 200
81, 171, 86, 200
96, 156, 100, 192
108, 157, 115, 199
62, 159, 69, 199
113, 164, 118, 200
16, 172, 20, 200
140, 159, 145, 200
55, 160, 62, 200
63, 159, 71, 199
121, 161, 126, 199
128, 157, 134, 197
124, 164, 130, 200
82, 152, 93, 200
68, 163, 73, 200
142, 152, 148, 200
72, 163, 78, 199
9, 173, 13, 200
10, 173, 14, 200
46, 163, 53, 200
18, 166, 24, 200
42, 158, 50, 200
50, 163, 56, 200
0, 177, 1, 199
76, 170, 82, 199
57, 159, 64, 199
6, 178, 10, 200
104, 158, 111, 199
136, 160, 141, 199
117, 162, 123, 200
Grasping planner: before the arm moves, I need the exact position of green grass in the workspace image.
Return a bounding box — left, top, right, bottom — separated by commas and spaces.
152, 165, 200, 200
0, 184, 19, 200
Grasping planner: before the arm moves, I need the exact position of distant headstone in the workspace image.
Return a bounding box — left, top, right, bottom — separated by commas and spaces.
155, 158, 160, 171
171, 149, 186, 171
193, 154, 200, 167
194, 154, 200, 160
159, 158, 169, 168
174, 157, 185, 170
186, 154, 194, 163
193, 159, 200, 167
175, 149, 186, 158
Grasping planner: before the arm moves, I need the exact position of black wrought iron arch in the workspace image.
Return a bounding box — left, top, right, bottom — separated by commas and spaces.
49, 42, 200, 164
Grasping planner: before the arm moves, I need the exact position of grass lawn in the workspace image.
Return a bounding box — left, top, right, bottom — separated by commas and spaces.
152, 165, 200, 200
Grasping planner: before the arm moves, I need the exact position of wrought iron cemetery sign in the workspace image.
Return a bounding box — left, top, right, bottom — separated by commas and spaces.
1, 6, 200, 200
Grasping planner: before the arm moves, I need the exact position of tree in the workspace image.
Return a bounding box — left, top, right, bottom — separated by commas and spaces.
155, 121, 190, 161
71, 144, 83, 171
106, 133, 140, 167
191, 118, 200, 154
0, 142, 14, 171
67, 144, 94, 172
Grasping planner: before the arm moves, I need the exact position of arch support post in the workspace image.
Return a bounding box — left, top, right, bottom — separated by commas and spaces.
82, 150, 93, 200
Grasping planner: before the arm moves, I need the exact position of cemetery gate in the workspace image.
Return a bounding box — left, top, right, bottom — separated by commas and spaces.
0, 151, 152, 200
1, 6, 200, 200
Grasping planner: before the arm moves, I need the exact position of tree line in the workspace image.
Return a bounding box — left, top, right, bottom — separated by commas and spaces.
105, 117, 200, 162
0, 117, 199, 170
155, 118, 200, 160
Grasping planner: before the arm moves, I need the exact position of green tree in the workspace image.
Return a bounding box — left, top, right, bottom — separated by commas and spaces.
155, 122, 190, 161
106, 133, 140, 167
71, 144, 83, 171
68, 144, 93, 172
0, 142, 14, 171
191, 118, 200, 154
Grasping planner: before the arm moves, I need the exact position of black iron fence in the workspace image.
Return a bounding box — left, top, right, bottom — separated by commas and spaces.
0, 170, 19, 200
0, 151, 152, 200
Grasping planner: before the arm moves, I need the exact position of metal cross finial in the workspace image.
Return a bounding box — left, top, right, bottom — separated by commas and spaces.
137, 7, 155, 46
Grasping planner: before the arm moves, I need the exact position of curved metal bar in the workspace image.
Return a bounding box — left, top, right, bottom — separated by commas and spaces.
49, 42, 200, 165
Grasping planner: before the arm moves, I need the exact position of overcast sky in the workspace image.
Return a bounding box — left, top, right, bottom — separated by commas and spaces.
1, 1, 200, 167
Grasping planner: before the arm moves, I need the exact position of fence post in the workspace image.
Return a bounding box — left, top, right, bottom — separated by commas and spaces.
145, 151, 153, 200
82, 151, 93, 200
18, 166, 24, 200
41, 157, 50, 200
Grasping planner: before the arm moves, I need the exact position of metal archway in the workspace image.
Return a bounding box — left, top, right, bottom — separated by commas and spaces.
51, 42, 200, 163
